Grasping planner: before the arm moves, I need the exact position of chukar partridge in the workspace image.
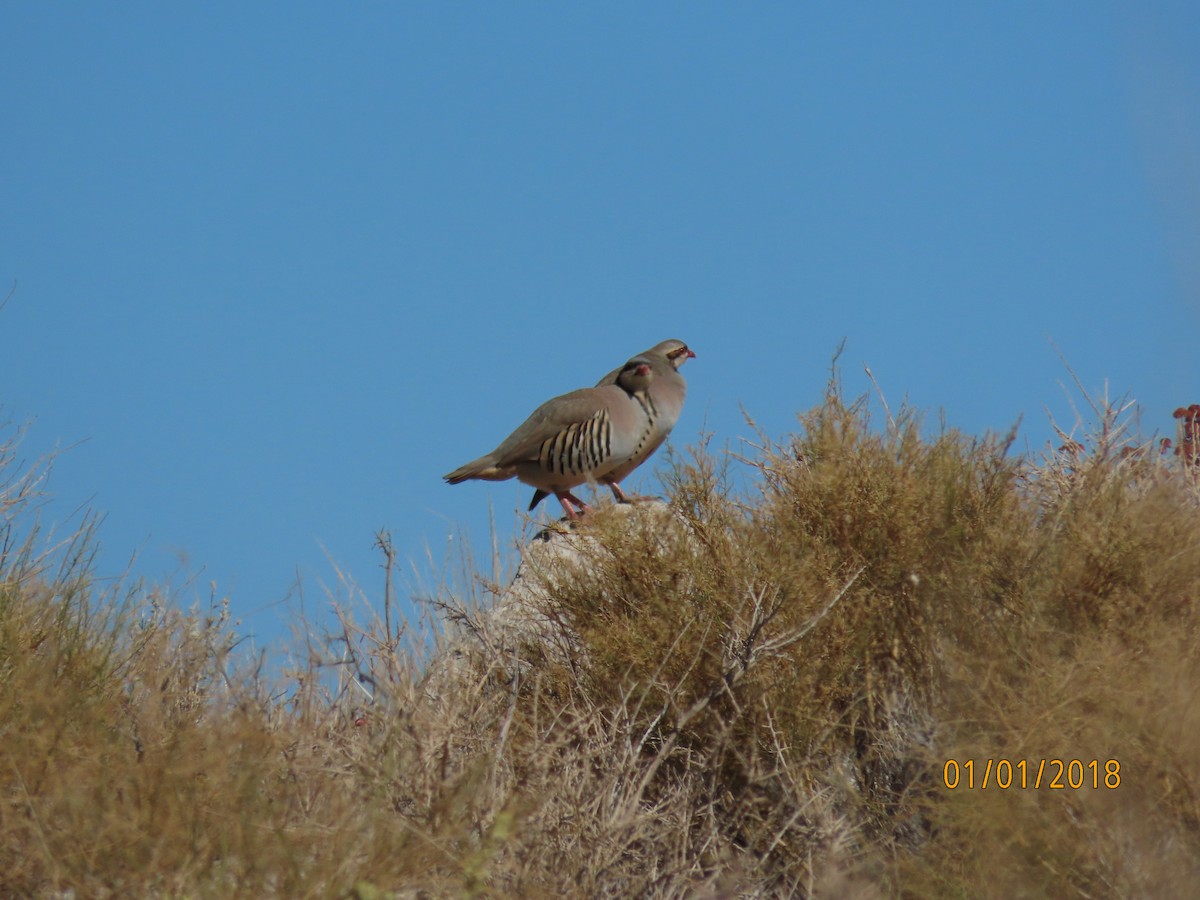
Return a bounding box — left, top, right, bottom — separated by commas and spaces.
593, 339, 696, 503
444, 352, 681, 520
446, 355, 657, 518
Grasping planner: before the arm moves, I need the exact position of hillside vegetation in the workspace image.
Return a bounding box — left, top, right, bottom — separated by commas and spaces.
2, 381, 1200, 898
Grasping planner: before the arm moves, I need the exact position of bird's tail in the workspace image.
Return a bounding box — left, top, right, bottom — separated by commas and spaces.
443, 455, 509, 484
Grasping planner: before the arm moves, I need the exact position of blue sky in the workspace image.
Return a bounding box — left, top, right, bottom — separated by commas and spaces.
3, 3, 1198, 654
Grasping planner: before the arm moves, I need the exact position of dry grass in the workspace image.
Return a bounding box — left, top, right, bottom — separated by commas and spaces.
2, 376, 1200, 898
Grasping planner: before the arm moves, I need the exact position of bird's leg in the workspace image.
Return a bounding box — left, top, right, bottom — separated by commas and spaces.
606, 481, 658, 504
608, 482, 631, 503
556, 491, 591, 520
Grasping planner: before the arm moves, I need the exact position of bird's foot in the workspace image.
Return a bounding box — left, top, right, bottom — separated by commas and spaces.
557, 491, 591, 521
616, 492, 661, 504
608, 483, 661, 505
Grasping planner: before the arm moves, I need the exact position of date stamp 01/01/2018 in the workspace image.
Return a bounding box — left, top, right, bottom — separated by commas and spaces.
942, 759, 1121, 790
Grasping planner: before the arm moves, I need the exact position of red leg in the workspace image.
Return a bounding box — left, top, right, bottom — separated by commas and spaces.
606, 480, 658, 504
556, 491, 591, 520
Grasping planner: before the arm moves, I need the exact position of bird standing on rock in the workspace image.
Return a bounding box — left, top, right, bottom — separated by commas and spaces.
444, 339, 696, 520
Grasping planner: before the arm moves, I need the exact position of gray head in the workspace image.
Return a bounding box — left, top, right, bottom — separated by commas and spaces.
614, 356, 654, 395
645, 339, 697, 371
596, 340, 697, 389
